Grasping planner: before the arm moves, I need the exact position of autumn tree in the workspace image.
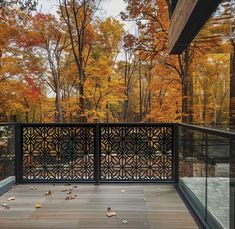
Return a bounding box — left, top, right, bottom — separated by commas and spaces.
31, 13, 69, 122
188, 0, 234, 125
85, 17, 125, 122
121, 0, 181, 122
1, 0, 187, 123
0, 0, 38, 11
59, 0, 102, 121
0, 8, 44, 122
120, 34, 138, 121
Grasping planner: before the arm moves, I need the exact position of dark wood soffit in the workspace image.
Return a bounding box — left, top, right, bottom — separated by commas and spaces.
168, 0, 222, 54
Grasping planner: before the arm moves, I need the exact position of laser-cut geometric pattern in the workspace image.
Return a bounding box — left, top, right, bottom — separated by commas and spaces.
100, 125, 173, 181
22, 125, 94, 181
21, 124, 174, 183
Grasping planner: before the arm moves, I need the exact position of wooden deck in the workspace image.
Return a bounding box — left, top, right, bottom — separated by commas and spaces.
0, 184, 199, 229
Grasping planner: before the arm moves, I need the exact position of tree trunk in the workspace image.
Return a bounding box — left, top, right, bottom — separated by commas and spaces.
32, 104, 37, 122
123, 56, 128, 122
24, 98, 29, 122
60, 0, 96, 123
202, 88, 207, 123
55, 85, 63, 122
230, 43, 235, 128
147, 64, 152, 118
139, 60, 143, 121
78, 81, 87, 122
181, 46, 193, 123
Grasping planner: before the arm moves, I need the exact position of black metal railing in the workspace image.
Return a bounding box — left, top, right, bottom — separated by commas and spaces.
20, 124, 95, 182
13, 123, 176, 183
0, 122, 234, 229
99, 124, 175, 182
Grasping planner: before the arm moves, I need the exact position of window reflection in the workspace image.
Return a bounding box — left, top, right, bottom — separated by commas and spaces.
188, 0, 235, 128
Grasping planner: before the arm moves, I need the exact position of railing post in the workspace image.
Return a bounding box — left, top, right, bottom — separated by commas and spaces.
14, 123, 22, 184
230, 138, 235, 229
94, 124, 100, 184
205, 132, 208, 222
174, 123, 179, 183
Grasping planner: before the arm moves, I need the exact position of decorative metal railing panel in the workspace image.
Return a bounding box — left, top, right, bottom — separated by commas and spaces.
22, 125, 95, 182
100, 125, 174, 181
18, 123, 175, 183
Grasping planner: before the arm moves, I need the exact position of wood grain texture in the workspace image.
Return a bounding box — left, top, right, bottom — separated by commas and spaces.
168, 0, 222, 54
0, 184, 199, 229
168, 0, 198, 53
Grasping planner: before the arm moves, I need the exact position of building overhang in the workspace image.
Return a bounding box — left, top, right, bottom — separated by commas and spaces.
168, 0, 222, 54
170, 0, 178, 15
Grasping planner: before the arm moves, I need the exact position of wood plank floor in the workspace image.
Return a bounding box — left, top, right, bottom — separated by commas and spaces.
0, 184, 199, 229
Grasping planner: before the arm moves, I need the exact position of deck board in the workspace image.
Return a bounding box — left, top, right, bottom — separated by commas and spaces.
0, 184, 199, 229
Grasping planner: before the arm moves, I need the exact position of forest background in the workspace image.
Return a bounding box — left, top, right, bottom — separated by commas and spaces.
0, 0, 232, 125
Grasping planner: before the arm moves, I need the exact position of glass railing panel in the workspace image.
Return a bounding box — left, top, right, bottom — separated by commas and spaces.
207, 134, 230, 229
179, 126, 207, 219
0, 125, 15, 181
230, 140, 235, 229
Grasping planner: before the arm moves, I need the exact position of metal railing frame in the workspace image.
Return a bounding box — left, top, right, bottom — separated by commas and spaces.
12, 122, 177, 184
0, 122, 234, 229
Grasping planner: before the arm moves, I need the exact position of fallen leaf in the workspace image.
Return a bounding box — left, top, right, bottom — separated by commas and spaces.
30, 187, 37, 190
70, 195, 77, 199
2, 203, 10, 209
35, 203, 42, 208
106, 207, 116, 217
65, 194, 77, 200
7, 196, 15, 201
44, 190, 52, 196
